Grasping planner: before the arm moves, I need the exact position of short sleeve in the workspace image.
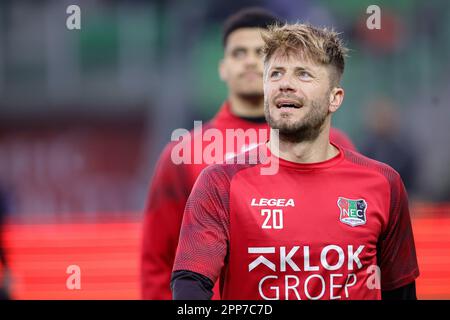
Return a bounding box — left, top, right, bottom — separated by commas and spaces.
378, 174, 420, 290
173, 165, 231, 283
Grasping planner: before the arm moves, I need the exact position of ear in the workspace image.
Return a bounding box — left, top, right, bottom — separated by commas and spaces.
329, 87, 344, 113
218, 59, 227, 82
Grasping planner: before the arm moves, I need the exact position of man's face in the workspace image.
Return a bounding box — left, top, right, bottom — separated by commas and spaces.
264, 50, 338, 142
220, 28, 265, 99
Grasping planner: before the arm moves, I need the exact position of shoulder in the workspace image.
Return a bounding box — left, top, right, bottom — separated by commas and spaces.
342, 148, 401, 185
199, 162, 254, 187
199, 144, 266, 184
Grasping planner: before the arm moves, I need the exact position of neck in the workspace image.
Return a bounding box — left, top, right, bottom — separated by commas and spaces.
268, 121, 338, 164
228, 93, 264, 118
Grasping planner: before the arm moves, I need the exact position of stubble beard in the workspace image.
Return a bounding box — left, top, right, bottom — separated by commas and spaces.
264, 97, 329, 143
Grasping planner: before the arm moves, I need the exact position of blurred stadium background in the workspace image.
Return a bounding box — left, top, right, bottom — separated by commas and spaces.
0, 0, 449, 299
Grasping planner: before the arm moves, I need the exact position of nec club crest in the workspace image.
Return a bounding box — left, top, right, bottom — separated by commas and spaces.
337, 197, 367, 227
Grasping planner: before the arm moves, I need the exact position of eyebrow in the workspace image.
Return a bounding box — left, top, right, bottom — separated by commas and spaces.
230, 45, 264, 52
230, 46, 247, 51
270, 66, 314, 73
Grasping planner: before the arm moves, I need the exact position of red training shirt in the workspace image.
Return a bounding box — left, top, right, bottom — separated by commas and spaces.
173, 143, 419, 300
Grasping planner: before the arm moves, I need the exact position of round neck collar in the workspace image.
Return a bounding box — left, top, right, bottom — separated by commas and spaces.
263, 142, 344, 171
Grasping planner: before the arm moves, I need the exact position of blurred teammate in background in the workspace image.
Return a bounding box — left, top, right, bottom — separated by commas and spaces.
141, 7, 355, 300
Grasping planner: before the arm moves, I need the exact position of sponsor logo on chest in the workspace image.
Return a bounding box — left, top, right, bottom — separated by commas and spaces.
250, 198, 295, 207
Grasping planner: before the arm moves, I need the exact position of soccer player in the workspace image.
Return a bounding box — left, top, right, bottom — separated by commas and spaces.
141, 8, 355, 299
171, 23, 419, 300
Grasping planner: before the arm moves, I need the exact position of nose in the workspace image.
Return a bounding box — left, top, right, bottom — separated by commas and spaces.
245, 49, 264, 69
278, 75, 296, 93
244, 53, 259, 68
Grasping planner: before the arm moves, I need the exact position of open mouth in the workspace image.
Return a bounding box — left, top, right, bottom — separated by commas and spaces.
276, 101, 302, 109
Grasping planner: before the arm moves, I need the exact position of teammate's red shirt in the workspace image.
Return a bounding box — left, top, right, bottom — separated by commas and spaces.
141, 101, 356, 299
173, 143, 419, 300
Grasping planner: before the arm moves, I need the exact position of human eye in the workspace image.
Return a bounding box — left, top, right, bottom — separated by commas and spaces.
270, 70, 282, 79
256, 48, 264, 57
299, 71, 313, 80
232, 48, 246, 59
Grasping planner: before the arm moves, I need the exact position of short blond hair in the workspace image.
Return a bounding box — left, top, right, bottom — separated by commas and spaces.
262, 23, 348, 84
